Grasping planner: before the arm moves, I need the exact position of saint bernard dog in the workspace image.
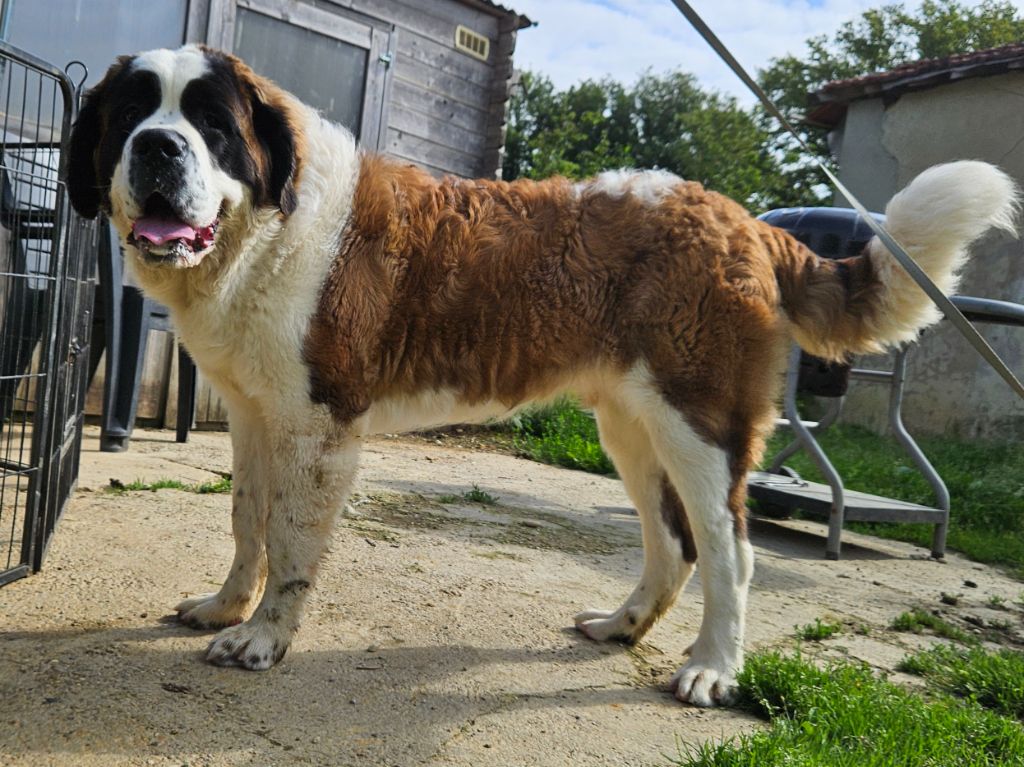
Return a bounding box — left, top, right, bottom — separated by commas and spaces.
67, 44, 1018, 707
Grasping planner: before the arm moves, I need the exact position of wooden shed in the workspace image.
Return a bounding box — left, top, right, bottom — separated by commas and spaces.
4, 0, 532, 428
201, 0, 533, 179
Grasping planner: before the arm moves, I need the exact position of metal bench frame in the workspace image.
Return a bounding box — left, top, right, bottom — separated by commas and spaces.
750, 296, 1024, 560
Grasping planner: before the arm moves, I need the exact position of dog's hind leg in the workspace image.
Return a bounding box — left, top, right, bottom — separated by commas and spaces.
204, 426, 360, 670
177, 403, 269, 629
621, 371, 756, 708
574, 398, 697, 643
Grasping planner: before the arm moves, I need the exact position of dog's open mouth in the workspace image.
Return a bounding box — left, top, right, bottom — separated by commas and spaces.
128, 193, 220, 265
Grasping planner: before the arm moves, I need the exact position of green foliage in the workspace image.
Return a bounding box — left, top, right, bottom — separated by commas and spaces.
796, 617, 842, 641
508, 3, 1024, 210
763, 0, 1024, 97
463, 484, 498, 505
195, 476, 233, 494
677, 651, 1024, 766
504, 70, 784, 209
510, 399, 614, 476
629, 72, 781, 209
437, 486, 499, 505
910, 0, 1024, 58
898, 644, 1024, 718
107, 477, 189, 493
891, 608, 972, 643
503, 73, 635, 182
758, 0, 1024, 203
106, 476, 232, 495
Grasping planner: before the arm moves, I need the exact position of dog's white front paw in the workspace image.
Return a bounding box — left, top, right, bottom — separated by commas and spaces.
574, 608, 616, 638
205, 620, 290, 670
574, 607, 645, 642
176, 592, 249, 630
670, 657, 739, 707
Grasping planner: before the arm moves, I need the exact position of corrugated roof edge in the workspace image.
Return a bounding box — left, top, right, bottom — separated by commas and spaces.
805, 42, 1024, 129
454, 0, 534, 30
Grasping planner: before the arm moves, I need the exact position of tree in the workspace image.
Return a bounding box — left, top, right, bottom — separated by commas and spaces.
758, 0, 1024, 203
910, 0, 1024, 58
503, 73, 636, 182
503, 70, 786, 210
504, 1, 1024, 210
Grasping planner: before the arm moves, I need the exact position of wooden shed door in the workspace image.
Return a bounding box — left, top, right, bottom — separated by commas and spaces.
209, 0, 394, 148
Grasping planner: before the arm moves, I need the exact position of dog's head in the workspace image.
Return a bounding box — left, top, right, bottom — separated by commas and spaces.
67, 45, 301, 268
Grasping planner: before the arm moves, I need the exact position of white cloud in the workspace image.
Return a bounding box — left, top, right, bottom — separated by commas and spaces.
511, 0, 1024, 103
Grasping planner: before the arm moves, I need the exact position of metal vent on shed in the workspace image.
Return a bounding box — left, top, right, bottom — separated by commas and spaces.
455, 25, 489, 61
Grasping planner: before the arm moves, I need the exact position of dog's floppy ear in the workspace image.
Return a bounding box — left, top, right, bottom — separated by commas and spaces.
67, 56, 131, 219
67, 85, 106, 219
249, 82, 300, 216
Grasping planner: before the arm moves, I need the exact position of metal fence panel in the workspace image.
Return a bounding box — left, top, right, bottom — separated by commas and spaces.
0, 42, 97, 584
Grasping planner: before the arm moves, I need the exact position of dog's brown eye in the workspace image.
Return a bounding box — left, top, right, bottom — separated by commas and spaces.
202, 111, 232, 134
119, 105, 141, 128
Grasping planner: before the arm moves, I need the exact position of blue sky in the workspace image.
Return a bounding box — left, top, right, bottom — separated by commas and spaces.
510, 0, 1024, 103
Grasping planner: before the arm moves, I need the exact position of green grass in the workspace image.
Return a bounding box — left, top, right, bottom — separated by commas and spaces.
107, 476, 232, 494
796, 617, 841, 641
437, 485, 500, 505
675, 651, 1024, 766
763, 424, 1024, 575
510, 399, 614, 475
898, 644, 1024, 719
463, 484, 499, 505
108, 477, 189, 493
891, 608, 973, 644
502, 400, 1024, 575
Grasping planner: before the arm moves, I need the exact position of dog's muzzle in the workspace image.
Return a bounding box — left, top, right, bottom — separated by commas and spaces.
126, 128, 219, 265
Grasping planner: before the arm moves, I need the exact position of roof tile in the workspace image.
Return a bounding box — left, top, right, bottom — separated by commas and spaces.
806, 42, 1024, 128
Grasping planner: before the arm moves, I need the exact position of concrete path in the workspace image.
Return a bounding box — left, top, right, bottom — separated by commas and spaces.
1, 427, 1020, 766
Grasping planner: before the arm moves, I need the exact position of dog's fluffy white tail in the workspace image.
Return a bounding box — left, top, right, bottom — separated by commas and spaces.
867, 161, 1020, 347
773, 161, 1020, 360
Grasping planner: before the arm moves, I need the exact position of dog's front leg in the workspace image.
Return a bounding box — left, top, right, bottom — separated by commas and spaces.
204, 429, 359, 670
177, 404, 269, 628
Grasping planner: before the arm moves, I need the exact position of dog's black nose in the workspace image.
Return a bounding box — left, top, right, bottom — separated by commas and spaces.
133, 128, 187, 161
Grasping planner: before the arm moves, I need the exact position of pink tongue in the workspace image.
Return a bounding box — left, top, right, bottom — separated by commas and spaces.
132, 217, 198, 245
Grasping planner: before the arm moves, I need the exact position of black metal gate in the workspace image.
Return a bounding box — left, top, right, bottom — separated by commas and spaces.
0, 42, 97, 585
